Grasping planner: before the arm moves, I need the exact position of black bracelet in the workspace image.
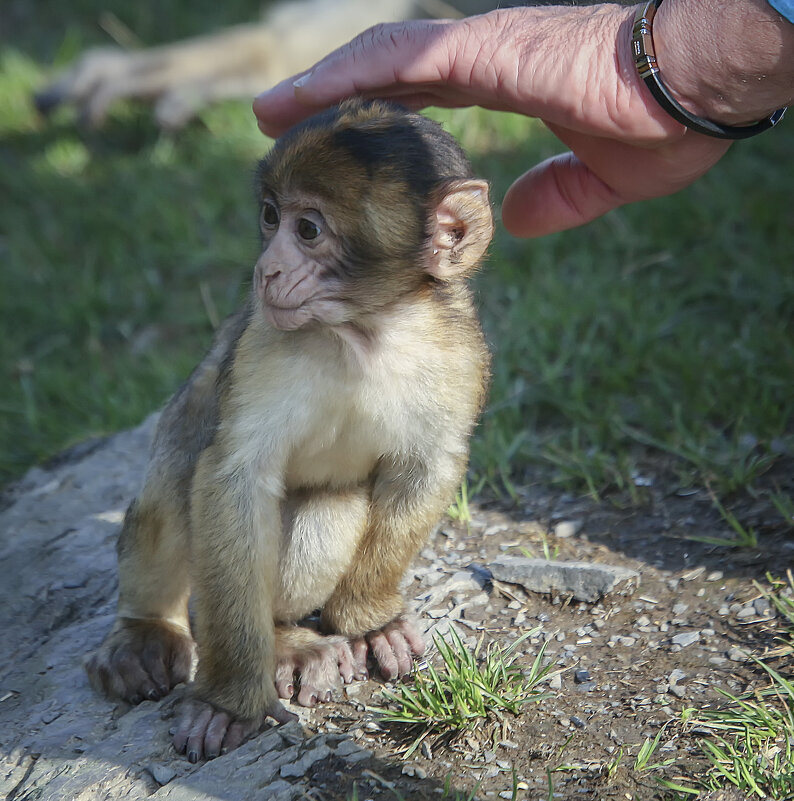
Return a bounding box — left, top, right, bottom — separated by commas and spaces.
632, 0, 787, 139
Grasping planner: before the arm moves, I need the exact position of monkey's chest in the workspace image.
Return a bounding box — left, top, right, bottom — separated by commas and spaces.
284, 410, 384, 489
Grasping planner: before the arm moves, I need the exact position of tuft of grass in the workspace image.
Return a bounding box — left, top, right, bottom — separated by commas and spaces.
683, 491, 759, 548
676, 662, 794, 799
661, 592, 794, 799
519, 529, 559, 561
756, 570, 794, 659
447, 479, 473, 525
633, 724, 675, 772
769, 491, 794, 531
376, 627, 550, 757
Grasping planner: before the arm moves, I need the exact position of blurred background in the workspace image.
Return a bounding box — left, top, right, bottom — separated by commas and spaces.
2, 1, 793, 530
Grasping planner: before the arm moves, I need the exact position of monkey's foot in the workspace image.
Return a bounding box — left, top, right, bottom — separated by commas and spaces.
275, 635, 363, 706
173, 698, 296, 762
353, 615, 426, 681
85, 617, 195, 704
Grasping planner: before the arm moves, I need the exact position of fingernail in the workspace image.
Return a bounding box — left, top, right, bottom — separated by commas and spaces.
188, 751, 198, 764
147, 689, 160, 701
293, 72, 312, 89
324, 691, 332, 702
286, 684, 294, 696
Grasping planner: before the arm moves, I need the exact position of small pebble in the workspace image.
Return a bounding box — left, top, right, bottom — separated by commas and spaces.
148, 764, 177, 786
554, 520, 582, 538
574, 669, 591, 683
736, 606, 757, 620
753, 597, 771, 615
727, 647, 748, 662
671, 631, 700, 648
668, 669, 686, 685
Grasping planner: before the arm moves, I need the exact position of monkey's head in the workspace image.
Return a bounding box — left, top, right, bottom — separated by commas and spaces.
253, 99, 493, 332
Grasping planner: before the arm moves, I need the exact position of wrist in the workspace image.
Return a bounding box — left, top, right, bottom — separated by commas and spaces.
651, 0, 794, 126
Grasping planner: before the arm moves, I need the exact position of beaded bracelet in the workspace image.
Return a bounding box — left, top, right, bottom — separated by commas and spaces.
632, 0, 787, 139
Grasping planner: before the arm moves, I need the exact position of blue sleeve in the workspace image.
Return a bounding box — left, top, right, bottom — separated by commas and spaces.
769, 0, 794, 22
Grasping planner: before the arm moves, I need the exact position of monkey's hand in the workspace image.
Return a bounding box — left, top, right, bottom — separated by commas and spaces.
352, 615, 426, 682
172, 696, 296, 762
85, 617, 195, 704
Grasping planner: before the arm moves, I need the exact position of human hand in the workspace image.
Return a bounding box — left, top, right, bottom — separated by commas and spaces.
253, 4, 731, 238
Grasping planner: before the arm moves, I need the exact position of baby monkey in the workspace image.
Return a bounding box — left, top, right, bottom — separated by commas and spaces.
86, 99, 493, 761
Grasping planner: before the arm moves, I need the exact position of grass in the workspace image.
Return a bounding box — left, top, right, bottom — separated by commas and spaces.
619, 573, 794, 800
2, 8, 794, 510
376, 627, 551, 757
673, 660, 794, 799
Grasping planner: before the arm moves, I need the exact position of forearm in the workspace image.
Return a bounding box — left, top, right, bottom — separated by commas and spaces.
653, 0, 794, 125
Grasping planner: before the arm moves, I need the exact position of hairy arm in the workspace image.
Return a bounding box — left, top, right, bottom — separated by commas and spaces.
253, 1, 793, 238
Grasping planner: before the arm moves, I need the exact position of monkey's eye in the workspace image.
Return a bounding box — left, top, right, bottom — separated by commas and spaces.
261, 201, 279, 228
297, 218, 321, 241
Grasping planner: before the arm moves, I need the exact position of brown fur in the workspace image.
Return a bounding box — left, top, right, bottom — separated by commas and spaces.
85, 99, 492, 757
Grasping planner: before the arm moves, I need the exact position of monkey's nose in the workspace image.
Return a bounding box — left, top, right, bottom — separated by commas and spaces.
265, 269, 282, 283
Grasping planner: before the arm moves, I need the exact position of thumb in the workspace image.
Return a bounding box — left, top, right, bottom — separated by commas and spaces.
501, 151, 626, 239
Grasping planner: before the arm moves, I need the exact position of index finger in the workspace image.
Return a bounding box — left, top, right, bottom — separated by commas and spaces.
253, 18, 455, 137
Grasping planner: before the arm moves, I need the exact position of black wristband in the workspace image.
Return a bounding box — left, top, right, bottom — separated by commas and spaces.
632, 0, 787, 140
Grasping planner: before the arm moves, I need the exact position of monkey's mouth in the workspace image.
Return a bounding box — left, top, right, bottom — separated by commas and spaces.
264, 302, 308, 331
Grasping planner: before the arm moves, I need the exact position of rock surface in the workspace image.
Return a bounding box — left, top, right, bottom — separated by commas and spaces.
489, 556, 640, 602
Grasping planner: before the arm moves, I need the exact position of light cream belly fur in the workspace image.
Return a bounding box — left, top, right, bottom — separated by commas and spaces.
274, 407, 383, 622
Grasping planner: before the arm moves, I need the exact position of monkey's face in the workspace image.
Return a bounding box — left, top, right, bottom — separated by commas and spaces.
253, 195, 351, 331
253, 99, 493, 333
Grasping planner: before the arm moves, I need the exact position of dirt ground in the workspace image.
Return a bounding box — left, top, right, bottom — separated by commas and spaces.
301, 469, 794, 800
0, 419, 791, 801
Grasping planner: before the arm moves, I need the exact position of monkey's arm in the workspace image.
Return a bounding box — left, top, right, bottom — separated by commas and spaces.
322, 448, 465, 677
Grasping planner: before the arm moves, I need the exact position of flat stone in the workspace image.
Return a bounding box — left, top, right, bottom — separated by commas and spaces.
671, 631, 700, 648
489, 557, 639, 603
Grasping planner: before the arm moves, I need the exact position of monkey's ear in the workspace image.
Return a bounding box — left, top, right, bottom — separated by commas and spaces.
428, 179, 493, 280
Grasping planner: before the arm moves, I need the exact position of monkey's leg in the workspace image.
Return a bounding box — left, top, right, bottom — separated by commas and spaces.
172, 446, 295, 762
322, 454, 460, 680
85, 493, 195, 703
275, 486, 371, 692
